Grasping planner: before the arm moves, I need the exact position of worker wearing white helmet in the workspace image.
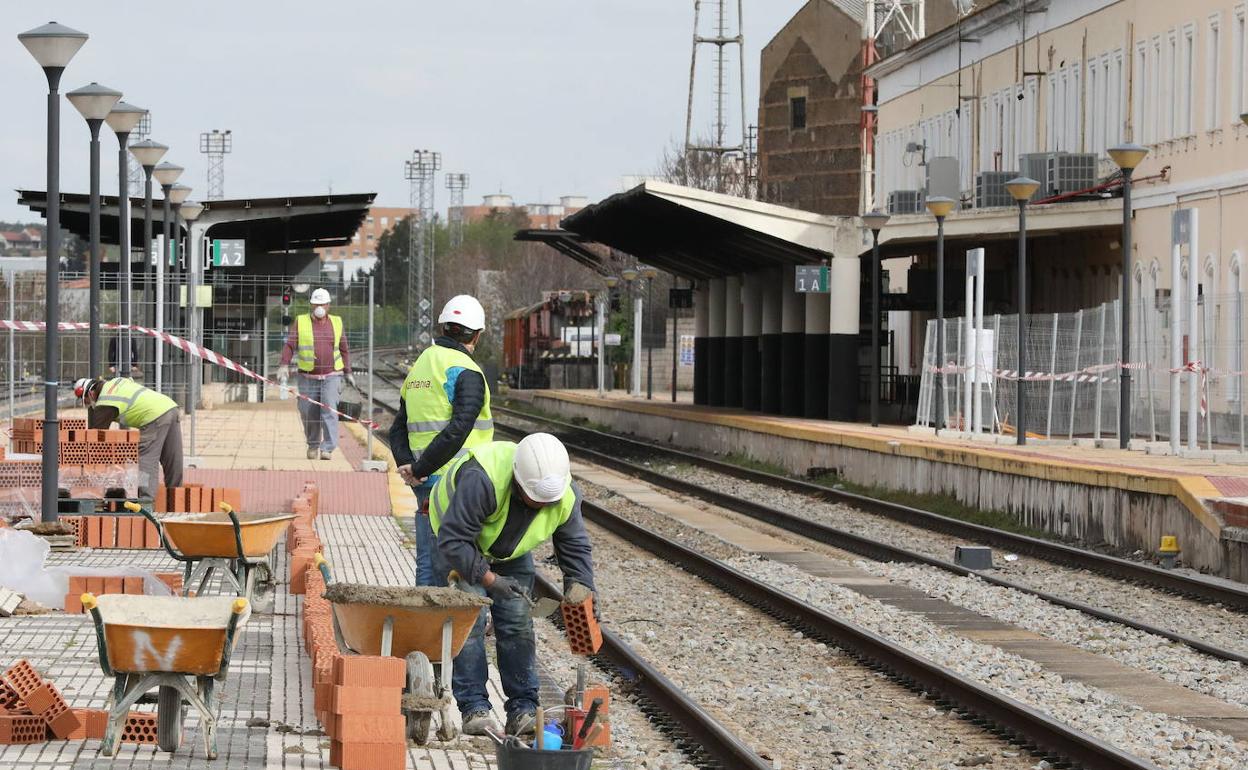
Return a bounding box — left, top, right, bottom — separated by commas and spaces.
390, 295, 493, 587
74, 376, 182, 497
428, 433, 597, 737
277, 287, 355, 460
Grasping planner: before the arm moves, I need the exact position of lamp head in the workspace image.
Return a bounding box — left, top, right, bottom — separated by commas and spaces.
621, 268, 639, 282
129, 139, 168, 169
604, 275, 620, 288
1108, 142, 1149, 172
1240, 111, 1248, 127
861, 210, 890, 232
925, 196, 956, 219
179, 201, 203, 222
168, 184, 192, 205
18, 21, 88, 70
153, 162, 184, 187
66, 82, 122, 121
640, 265, 659, 280
1005, 176, 1040, 203
105, 101, 146, 135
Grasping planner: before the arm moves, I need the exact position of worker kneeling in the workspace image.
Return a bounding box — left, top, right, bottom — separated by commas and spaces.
430, 433, 596, 737
75, 377, 182, 497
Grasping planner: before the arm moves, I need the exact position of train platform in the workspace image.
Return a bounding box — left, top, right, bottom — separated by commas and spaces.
513, 388, 1248, 581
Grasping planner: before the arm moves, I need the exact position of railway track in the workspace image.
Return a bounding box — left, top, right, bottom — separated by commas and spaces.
364, 379, 1166, 770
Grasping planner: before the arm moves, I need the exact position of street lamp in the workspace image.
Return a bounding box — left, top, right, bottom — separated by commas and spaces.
640, 265, 659, 399
130, 141, 169, 362
622, 268, 639, 396
66, 82, 122, 382
861, 211, 890, 427
926, 196, 956, 434
179, 201, 203, 412
154, 163, 183, 328
106, 101, 147, 371
1005, 177, 1040, 445
19, 20, 88, 524
1108, 142, 1149, 449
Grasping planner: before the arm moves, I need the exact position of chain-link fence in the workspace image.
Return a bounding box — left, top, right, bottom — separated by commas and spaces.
917, 292, 1248, 449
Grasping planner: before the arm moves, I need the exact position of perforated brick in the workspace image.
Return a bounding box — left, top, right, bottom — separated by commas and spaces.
0, 680, 22, 712
121, 711, 157, 744
44, 700, 80, 739
0, 713, 45, 744
2, 660, 45, 701
561, 596, 603, 655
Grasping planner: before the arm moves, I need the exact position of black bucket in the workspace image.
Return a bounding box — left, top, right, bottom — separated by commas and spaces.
494, 741, 594, 770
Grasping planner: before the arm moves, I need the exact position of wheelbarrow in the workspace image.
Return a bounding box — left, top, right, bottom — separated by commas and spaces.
125, 500, 294, 601
323, 575, 489, 744
82, 591, 250, 758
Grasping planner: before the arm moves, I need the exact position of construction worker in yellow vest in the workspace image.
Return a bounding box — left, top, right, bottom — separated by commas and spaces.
389, 295, 493, 586
277, 288, 355, 460
429, 434, 597, 737
75, 377, 182, 497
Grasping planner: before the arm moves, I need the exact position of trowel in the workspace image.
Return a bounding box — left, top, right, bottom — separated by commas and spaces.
526, 594, 561, 618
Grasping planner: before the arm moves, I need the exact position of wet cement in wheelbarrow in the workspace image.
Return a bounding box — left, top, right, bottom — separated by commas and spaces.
324, 583, 491, 609
164, 512, 290, 523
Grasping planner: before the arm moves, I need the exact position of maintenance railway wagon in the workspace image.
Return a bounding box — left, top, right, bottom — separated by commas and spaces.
503, 290, 597, 389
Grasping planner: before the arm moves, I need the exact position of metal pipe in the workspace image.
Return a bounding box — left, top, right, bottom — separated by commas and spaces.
143, 167, 154, 378
1016, 200, 1027, 444
671, 280, 679, 403
1119, 167, 1134, 449
870, 229, 881, 426
41, 67, 64, 523
646, 278, 654, 399
158, 184, 171, 391
935, 215, 946, 433
367, 275, 375, 462
88, 119, 103, 379
116, 132, 131, 374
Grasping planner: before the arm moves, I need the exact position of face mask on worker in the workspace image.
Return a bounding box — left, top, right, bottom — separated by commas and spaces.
312, 306, 327, 319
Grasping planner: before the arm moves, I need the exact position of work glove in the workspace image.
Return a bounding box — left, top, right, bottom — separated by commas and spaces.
564, 582, 601, 621
276, 365, 290, 382
485, 574, 529, 604
345, 373, 357, 389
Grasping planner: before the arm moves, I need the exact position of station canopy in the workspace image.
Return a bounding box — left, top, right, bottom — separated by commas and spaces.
557, 180, 857, 280
17, 190, 375, 252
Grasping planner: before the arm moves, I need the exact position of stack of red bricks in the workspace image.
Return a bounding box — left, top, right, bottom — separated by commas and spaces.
11, 419, 138, 465
326, 657, 406, 770
288, 483, 322, 595
0, 659, 158, 745
63, 573, 183, 614
60, 514, 160, 549
154, 484, 242, 514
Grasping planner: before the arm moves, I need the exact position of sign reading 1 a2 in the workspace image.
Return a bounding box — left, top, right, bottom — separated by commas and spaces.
211, 239, 246, 267
794, 264, 830, 293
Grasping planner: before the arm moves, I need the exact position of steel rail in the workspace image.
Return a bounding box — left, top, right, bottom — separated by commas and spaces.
493, 403, 1248, 612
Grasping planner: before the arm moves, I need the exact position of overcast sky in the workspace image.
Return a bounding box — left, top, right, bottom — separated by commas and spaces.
2, 1, 805, 224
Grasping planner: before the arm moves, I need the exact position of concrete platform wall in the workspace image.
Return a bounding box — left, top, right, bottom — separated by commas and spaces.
529, 393, 1244, 581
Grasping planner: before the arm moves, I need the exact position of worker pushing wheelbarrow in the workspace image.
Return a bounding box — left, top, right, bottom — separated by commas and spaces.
125, 500, 294, 602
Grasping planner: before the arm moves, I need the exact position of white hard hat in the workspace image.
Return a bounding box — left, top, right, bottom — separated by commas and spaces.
73, 377, 96, 399
438, 295, 485, 331
310, 288, 332, 305
513, 433, 570, 504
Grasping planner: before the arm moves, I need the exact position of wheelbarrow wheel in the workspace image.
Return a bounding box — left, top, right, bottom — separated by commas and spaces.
404, 652, 435, 745
156, 686, 184, 752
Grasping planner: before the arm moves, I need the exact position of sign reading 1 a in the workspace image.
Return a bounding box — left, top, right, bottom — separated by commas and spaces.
794, 264, 830, 293
211, 239, 246, 267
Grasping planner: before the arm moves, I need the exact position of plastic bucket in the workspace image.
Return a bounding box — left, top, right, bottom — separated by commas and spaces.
494, 742, 594, 770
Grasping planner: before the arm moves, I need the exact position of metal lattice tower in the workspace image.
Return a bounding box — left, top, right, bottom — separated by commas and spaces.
126, 112, 152, 193
404, 150, 441, 348
445, 173, 469, 248
684, 0, 746, 194
199, 130, 233, 200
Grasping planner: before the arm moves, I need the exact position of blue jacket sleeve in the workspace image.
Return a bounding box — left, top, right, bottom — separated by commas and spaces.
550, 483, 595, 593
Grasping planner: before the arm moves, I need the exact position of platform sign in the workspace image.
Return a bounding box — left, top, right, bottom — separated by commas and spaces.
604, 333, 622, 346
679, 335, 695, 366
211, 239, 246, 267
795, 265, 830, 293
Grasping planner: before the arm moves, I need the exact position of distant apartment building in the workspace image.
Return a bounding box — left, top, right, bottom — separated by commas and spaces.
452, 194, 588, 229
315, 206, 413, 265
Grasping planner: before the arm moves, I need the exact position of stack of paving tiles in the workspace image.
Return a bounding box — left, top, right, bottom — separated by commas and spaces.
154, 484, 242, 514
63, 573, 183, 614
288, 483, 322, 595
10, 419, 138, 465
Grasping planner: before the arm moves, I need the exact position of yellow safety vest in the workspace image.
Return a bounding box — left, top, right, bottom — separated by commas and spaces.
295, 314, 344, 372
430, 442, 575, 562
401, 344, 493, 476
95, 378, 176, 429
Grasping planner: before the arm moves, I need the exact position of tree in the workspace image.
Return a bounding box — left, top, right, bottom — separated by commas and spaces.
654, 136, 748, 197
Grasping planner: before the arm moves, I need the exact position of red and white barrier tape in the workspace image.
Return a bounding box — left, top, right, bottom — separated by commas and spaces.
0, 320, 379, 429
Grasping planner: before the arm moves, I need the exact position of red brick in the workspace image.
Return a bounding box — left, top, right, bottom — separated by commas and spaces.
131, 517, 146, 548
123, 577, 143, 596
329, 713, 404, 742
22, 683, 58, 714
561, 596, 603, 656
84, 577, 104, 596
67, 576, 86, 595
44, 701, 80, 739
87, 516, 101, 548
101, 517, 116, 549
0, 680, 22, 712
329, 739, 406, 770
65, 709, 90, 739
154, 485, 167, 514
155, 572, 183, 595
63, 593, 83, 614
332, 656, 406, 688
103, 577, 123, 596
144, 519, 160, 549
223, 488, 242, 512
3, 661, 45, 701
84, 708, 108, 739
289, 549, 318, 594
116, 517, 133, 548
0, 713, 45, 744
329, 685, 402, 715
120, 711, 157, 744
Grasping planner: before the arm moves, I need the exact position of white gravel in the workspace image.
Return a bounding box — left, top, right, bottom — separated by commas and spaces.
726, 553, 1248, 770
674, 465, 1248, 656
535, 537, 1039, 770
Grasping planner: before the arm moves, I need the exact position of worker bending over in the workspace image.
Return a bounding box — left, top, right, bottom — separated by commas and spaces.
430, 434, 596, 737
390, 295, 493, 586
75, 377, 182, 498
277, 288, 355, 460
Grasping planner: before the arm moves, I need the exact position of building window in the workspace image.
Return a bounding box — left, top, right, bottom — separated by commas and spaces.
366, 216, 374, 224
789, 96, 807, 130
1181, 25, 1196, 136
352, 250, 360, 258
1209, 15, 1223, 130
1236, 7, 1247, 123
366, 233, 374, 241
380, 216, 388, 226
1165, 31, 1178, 140
1134, 42, 1148, 143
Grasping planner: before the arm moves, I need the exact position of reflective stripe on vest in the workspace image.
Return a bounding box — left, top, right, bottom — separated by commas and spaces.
401, 344, 493, 476
95, 377, 177, 428
429, 441, 574, 562
295, 314, 344, 372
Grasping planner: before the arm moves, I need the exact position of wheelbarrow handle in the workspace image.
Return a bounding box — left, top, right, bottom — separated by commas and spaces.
314, 553, 332, 584
82, 593, 114, 677
216, 598, 249, 680
126, 500, 184, 565
217, 502, 246, 561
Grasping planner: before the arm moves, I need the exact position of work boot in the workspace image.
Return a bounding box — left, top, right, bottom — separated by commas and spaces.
505, 710, 537, 737
319, 450, 333, 461
462, 711, 501, 736
306, 448, 317, 460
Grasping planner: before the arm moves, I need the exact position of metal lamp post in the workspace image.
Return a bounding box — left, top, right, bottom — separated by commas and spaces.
130, 141, 169, 367
1005, 177, 1040, 445
603, 275, 619, 392
105, 101, 147, 372
925, 196, 956, 434
166, 191, 193, 404
861, 211, 890, 427
622, 268, 640, 396
1108, 142, 1149, 450
178, 202, 203, 420
19, 21, 89, 524
640, 265, 659, 399
66, 82, 122, 381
